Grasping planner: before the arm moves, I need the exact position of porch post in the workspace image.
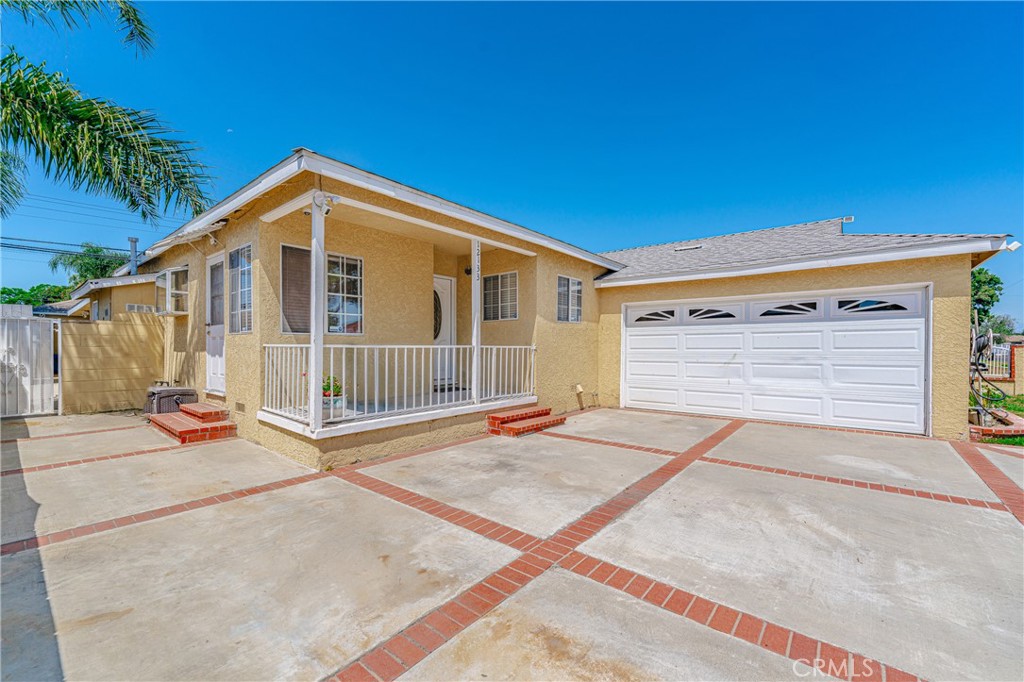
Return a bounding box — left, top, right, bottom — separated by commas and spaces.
471, 238, 481, 404
308, 192, 328, 433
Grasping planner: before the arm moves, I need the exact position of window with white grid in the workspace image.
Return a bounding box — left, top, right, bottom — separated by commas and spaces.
557, 275, 582, 323
228, 244, 252, 333
327, 254, 363, 334
483, 272, 517, 321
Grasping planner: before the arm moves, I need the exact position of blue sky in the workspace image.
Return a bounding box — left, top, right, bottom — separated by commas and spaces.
3, 2, 1021, 319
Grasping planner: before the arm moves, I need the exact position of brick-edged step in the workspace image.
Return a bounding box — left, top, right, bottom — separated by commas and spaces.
179, 402, 229, 423
149, 410, 236, 445
499, 414, 567, 438
486, 406, 549, 435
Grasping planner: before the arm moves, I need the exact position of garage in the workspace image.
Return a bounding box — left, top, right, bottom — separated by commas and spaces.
621, 287, 928, 434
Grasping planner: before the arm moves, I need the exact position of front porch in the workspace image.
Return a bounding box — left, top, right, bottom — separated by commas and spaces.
259, 343, 536, 438
253, 186, 539, 439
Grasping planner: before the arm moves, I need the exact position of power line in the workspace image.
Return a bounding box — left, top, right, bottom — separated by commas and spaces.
18, 201, 161, 226
1, 236, 130, 252
7, 211, 162, 232
25, 193, 167, 220
0, 243, 130, 260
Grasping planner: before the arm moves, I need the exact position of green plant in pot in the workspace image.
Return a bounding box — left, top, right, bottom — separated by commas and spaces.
322, 375, 344, 411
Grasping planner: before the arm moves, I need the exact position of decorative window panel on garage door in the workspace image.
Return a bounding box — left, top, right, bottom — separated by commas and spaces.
622, 289, 927, 434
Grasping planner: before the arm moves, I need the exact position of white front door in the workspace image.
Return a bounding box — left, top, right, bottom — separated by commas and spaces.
433, 275, 456, 389
206, 254, 226, 394
622, 288, 928, 434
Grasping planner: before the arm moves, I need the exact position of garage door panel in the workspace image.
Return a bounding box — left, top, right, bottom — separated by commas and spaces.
626, 385, 681, 408
750, 330, 824, 351
832, 327, 923, 352
627, 360, 680, 380
750, 362, 824, 384
683, 333, 744, 351
683, 389, 744, 412
831, 364, 923, 390
750, 393, 825, 419
626, 333, 679, 352
623, 289, 927, 435
831, 397, 923, 431
684, 361, 743, 380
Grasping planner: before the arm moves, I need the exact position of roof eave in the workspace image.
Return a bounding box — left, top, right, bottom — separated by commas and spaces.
117, 149, 624, 274
594, 236, 1010, 288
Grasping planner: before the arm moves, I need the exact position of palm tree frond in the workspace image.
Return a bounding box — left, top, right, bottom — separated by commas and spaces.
0, 51, 211, 222
0, 0, 153, 53
0, 149, 27, 218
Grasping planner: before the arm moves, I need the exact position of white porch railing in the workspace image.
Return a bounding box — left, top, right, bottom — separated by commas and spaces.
985, 344, 1011, 378
263, 344, 535, 426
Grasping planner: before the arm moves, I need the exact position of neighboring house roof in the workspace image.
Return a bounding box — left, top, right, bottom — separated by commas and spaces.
596, 217, 1011, 287
69, 273, 157, 299
114, 148, 624, 275
33, 299, 90, 317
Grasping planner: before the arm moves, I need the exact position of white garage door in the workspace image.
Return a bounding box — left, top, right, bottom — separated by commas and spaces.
622, 289, 928, 434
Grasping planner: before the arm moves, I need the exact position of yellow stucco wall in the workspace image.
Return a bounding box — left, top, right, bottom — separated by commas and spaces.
595, 254, 972, 440
62, 312, 164, 413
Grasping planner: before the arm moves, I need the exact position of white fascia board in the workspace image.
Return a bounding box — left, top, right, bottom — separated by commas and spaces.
69, 273, 158, 299
303, 152, 622, 270
594, 238, 1009, 288
64, 298, 91, 316
259, 190, 536, 257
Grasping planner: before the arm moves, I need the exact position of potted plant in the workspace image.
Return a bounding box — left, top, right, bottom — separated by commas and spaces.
322, 375, 344, 411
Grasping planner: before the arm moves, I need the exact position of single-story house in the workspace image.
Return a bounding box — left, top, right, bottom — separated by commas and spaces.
66, 274, 158, 321
102, 148, 1012, 467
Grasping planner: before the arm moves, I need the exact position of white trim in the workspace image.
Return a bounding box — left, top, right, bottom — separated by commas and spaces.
556, 274, 583, 323
69, 273, 157, 299
278, 243, 366, 336
432, 274, 457, 343
471, 240, 481, 404
595, 238, 1010, 288
325, 252, 364, 336
308, 203, 326, 433
260, 189, 537, 258
34, 299, 90, 317
227, 243, 254, 334
119, 149, 614, 275
619, 281, 936, 309
924, 283, 934, 437
482, 270, 519, 322
256, 395, 537, 439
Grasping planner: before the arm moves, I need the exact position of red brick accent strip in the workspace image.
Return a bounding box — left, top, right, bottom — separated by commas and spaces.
950, 441, 1024, 524
979, 444, 1024, 461
334, 470, 543, 552
701, 455, 1010, 512
0, 471, 329, 557
560, 551, 924, 682
322, 419, 748, 682
0, 423, 147, 444
0, 440, 217, 477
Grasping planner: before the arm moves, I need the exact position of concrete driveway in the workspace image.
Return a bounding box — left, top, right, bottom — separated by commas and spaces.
2, 409, 1021, 681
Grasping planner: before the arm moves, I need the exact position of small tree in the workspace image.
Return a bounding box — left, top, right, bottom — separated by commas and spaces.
48, 242, 128, 288
980, 314, 1018, 344
971, 268, 1003, 322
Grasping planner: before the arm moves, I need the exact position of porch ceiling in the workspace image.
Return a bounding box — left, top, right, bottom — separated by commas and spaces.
327, 202, 497, 256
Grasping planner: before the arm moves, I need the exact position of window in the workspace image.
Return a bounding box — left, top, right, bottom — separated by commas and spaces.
557, 275, 582, 323
228, 245, 253, 333
757, 301, 819, 317
483, 272, 517, 321
280, 245, 363, 334
155, 266, 188, 315
836, 298, 908, 314
281, 246, 311, 333
687, 307, 737, 320
126, 304, 156, 313
327, 254, 363, 334
634, 309, 676, 324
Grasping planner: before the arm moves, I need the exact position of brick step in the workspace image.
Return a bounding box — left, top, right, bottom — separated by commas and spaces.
486, 406, 549, 429
150, 411, 236, 445
498, 414, 567, 438
179, 402, 230, 423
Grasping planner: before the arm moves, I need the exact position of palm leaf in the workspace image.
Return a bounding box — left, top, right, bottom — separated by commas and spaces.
0, 0, 154, 53
0, 149, 27, 218
1, 51, 211, 221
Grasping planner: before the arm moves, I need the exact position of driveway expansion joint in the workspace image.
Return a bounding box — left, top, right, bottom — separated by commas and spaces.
1, 440, 215, 477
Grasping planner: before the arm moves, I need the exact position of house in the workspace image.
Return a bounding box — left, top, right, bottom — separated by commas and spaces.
32, 299, 90, 319
102, 148, 1012, 468
66, 274, 158, 320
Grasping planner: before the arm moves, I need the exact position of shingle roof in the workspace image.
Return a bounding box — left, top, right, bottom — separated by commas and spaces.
598, 218, 1008, 282
33, 299, 87, 316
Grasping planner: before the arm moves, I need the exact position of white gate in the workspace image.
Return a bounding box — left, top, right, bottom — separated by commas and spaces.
0, 315, 61, 417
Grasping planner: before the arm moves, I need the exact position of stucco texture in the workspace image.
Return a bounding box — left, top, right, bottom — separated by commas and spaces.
596, 254, 973, 440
